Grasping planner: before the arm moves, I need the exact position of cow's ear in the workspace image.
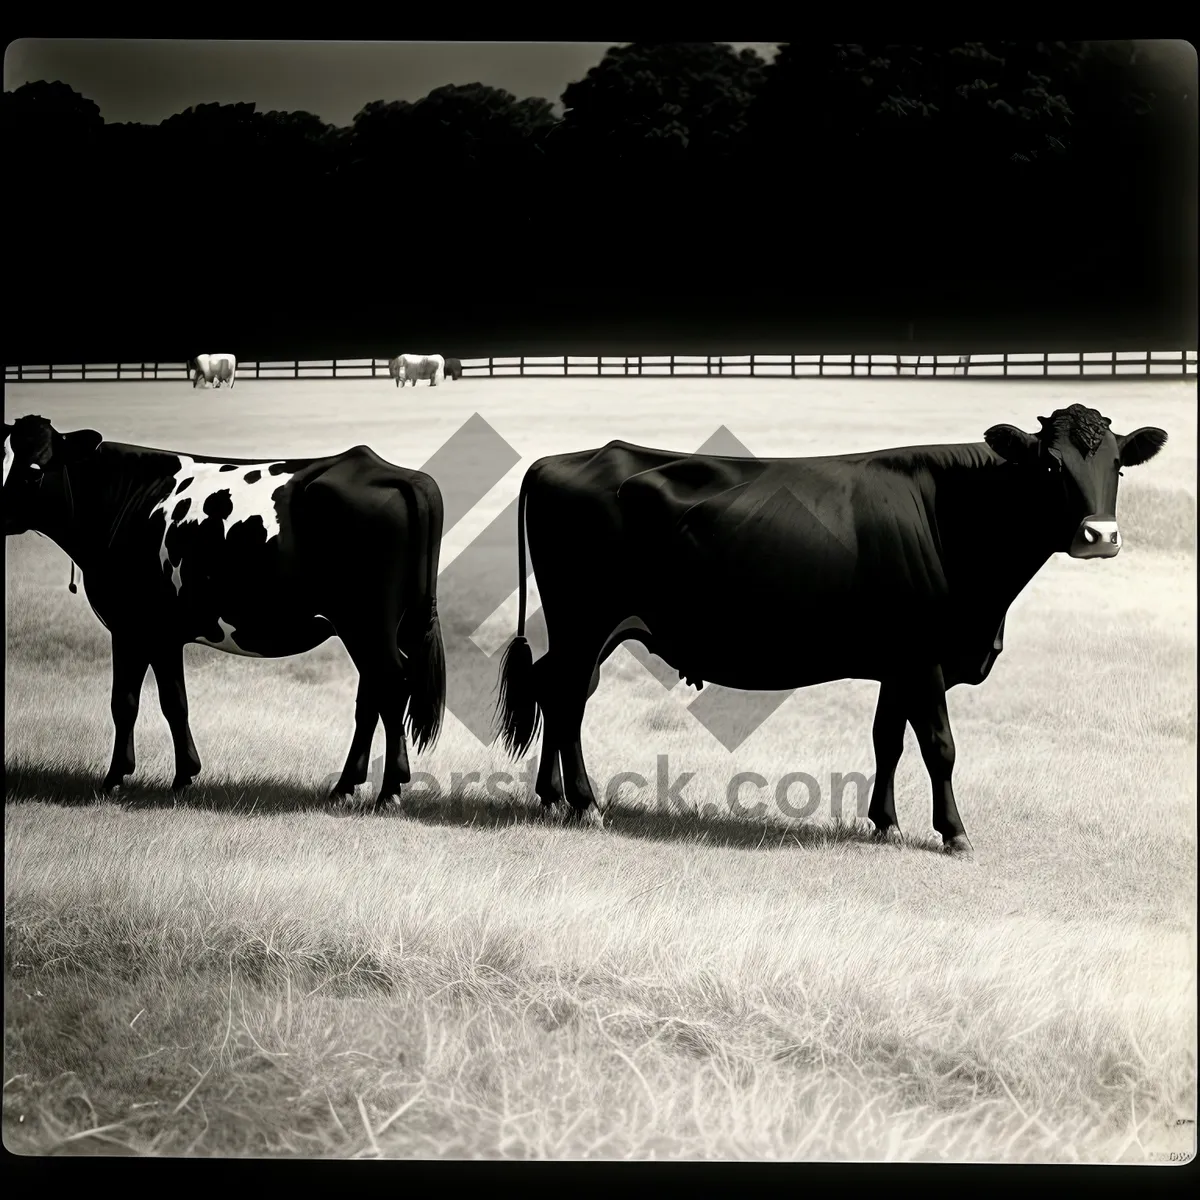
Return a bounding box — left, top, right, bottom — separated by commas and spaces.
984, 424, 1039, 464
53, 429, 103, 465
1117, 426, 1168, 467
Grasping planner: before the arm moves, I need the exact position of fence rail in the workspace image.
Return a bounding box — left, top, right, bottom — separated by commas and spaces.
5, 351, 1196, 384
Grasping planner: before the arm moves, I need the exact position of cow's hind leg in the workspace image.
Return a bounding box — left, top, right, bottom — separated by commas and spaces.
906, 665, 973, 855
102, 635, 151, 792
340, 628, 411, 810
330, 676, 379, 806
150, 643, 202, 793
531, 654, 564, 810
544, 640, 609, 828
867, 679, 906, 845
536, 617, 633, 827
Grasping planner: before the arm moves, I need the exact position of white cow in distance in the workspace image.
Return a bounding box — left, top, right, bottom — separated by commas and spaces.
190, 353, 238, 389
388, 353, 445, 387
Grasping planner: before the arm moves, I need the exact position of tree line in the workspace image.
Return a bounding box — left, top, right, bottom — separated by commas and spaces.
4, 41, 1195, 362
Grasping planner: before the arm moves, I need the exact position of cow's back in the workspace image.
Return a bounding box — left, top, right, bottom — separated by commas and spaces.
211, 353, 237, 381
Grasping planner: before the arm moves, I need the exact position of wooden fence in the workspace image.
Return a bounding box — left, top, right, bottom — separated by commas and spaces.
5, 351, 1196, 383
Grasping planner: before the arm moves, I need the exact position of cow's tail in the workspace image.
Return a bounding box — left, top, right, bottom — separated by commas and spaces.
496, 469, 542, 758
404, 476, 446, 754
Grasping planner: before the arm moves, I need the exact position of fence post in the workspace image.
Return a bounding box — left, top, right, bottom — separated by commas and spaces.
790, 355, 795, 379
294, 360, 299, 379
562, 356, 567, 377
332, 359, 338, 378
670, 355, 675, 377
49, 363, 54, 381
520, 356, 525, 377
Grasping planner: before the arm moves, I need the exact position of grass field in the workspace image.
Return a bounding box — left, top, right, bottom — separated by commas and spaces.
4, 377, 1197, 1161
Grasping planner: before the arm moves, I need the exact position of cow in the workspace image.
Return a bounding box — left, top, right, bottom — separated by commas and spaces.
189, 353, 238, 389
388, 354, 445, 388
3, 414, 446, 808
444, 357, 463, 382
493, 404, 1168, 853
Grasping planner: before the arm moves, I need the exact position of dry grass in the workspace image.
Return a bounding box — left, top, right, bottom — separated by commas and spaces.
4, 378, 1197, 1161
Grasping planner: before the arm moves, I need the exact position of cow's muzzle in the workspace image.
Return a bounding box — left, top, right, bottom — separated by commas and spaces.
1069, 517, 1121, 559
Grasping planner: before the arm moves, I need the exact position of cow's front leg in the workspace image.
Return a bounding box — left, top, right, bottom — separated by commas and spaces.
867, 679, 907, 845
906, 664, 973, 855
150, 642, 202, 792
102, 636, 151, 792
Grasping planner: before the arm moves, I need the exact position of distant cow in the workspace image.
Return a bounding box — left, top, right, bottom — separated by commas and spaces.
444, 357, 463, 381
189, 353, 238, 389
388, 354, 445, 388
3, 414, 446, 808
494, 404, 1168, 852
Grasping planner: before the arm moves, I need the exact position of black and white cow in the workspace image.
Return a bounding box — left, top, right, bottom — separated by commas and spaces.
4, 415, 446, 807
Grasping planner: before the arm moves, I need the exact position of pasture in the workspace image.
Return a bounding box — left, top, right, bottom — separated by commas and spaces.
4, 376, 1197, 1161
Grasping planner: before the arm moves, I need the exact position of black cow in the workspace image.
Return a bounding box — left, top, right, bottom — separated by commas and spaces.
3, 415, 446, 807
494, 404, 1167, 853
444, 358, 464, 382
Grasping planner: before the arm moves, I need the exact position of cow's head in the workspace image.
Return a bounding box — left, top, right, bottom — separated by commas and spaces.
984, 404, 1167, 559
4, 415, 103, 535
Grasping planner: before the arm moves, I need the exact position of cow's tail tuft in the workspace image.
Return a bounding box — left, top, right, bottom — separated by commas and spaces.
404, 479, 447, 754
495, 470, 541, 758
407, 598, 446, 754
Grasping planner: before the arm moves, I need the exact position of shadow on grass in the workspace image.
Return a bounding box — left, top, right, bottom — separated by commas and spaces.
4, 759, 947, 856
3, 760, 329, 815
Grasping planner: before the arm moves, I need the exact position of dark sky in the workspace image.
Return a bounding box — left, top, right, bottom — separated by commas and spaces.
3, 40, 781, 126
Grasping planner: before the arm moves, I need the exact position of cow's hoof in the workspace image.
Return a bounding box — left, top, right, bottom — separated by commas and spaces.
374, 793, 403, 812
943, 834, 975, 857
871, 825, 904, 847
101, 776, 126, 795
170, 776, 196, 795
